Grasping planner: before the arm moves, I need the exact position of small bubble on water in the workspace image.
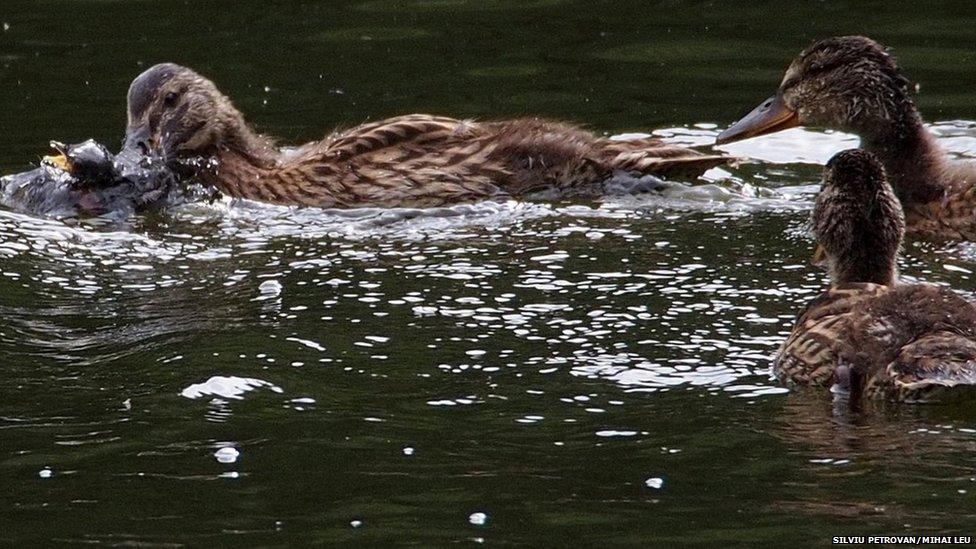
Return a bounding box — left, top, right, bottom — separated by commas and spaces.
214, 447, 240, 463
645, 477, 664, 489
350, 520, 363, 528
469, 512, 488, 526
38, 468, 53, 479
2, 23, 9, 31
258, 280, 282, 298
403, 447, 415, 456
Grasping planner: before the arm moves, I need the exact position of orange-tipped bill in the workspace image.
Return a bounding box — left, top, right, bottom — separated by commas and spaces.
811, 244, 827, 267
715, 94, 800, 145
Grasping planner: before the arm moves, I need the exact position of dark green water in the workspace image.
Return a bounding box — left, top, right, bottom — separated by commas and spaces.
2, 1, 976, 546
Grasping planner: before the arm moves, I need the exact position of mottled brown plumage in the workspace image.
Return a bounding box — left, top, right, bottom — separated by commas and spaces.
717, 36, 976, 242
775, 150, 976, 403
123, 64, 728, 208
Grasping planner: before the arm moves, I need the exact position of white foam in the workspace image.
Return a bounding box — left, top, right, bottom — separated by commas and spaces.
181, 376, 283, 400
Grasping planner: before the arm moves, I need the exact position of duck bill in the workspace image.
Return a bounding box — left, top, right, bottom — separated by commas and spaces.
811, 244, 827, 267
122, 124, 153, 156
715, 94, 800, 145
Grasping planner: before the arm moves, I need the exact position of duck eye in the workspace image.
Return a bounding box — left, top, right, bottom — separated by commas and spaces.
163, 92, 179, 107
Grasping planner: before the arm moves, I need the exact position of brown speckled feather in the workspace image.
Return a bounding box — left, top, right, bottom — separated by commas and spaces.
903, 179, 976, 242
776, 283, 976, 402
125, 65, 729, 209
850, 285, 976, 401
205, 115, 727, 208
774, 283, 889, 386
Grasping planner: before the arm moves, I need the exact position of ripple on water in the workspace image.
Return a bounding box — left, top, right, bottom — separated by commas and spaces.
181, 376, 283, 400
1, 124, 975, 533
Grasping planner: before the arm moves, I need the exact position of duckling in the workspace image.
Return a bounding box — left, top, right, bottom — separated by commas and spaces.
122, 63, 728, 209
0, 140, 184, 218
775, 149, 976, 402
716, 36, 976, 241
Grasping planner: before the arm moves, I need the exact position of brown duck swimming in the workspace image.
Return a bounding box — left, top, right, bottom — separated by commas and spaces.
122, 64, 728, 209
717, 36, 976, 241
775, 149, 976, 403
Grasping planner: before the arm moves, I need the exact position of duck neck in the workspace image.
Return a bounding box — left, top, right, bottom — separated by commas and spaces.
861, 110, 948, 206
830, 256, 897, 287
204, 147, 277, 201
193, 122, 318, 205
222, 121, 279, 170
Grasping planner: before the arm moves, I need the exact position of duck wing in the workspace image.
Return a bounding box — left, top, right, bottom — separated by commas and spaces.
284, 115, 730, 206
843, 284, 976, 401
598, 137, 730, 180
878, 332, 976, 400
288, 115, 511, 207
774, 283, 890, 386
479, 120, 730, 194
320, 115, 482, 161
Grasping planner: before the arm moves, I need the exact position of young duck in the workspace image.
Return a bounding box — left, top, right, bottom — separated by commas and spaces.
775, 149, 976, 403
0, 140, 185, 218
122, 64, 728, 209
716, 36, 976, 241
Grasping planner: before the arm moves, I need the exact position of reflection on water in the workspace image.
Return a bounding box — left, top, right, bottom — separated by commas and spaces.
3, 0, 976, 545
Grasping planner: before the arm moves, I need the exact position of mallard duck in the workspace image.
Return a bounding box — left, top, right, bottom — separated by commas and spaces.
775, 149, 976, 402
121, 63, 728, 208
716, 36, 976, 241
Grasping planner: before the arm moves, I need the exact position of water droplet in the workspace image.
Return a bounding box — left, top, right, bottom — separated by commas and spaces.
215, 447, 240, 463
350, 520, 363, 528
595, 430, 637, 437
258, 279, 282, 298
468, 512, 488, 526
645, 477, 664, 489
403, 447, 414, 456
38, 468, 52, 479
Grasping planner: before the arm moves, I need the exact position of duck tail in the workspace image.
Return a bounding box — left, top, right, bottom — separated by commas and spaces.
600, 138, 731, 179
886, 332, 976, 402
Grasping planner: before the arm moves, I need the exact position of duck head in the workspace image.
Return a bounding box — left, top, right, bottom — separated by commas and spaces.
716, 36, 917, 146
123, 63, 258, 163
812, 149, 904, 286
